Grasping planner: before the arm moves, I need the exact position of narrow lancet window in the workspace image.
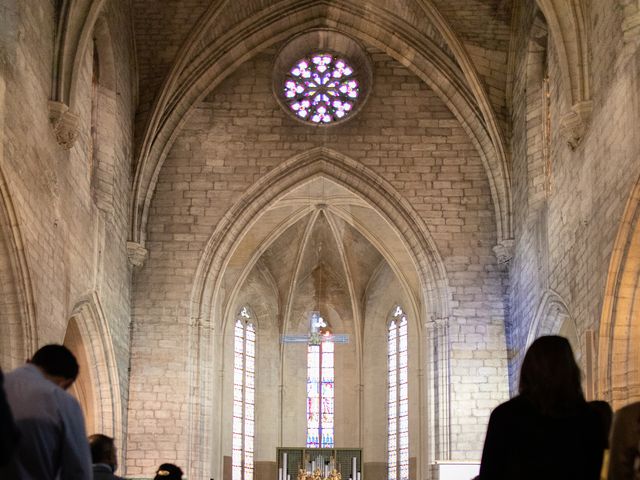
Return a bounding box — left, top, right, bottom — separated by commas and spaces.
307, 313, 335, 447
233, 307, 255, 480
388, 306, 408, 480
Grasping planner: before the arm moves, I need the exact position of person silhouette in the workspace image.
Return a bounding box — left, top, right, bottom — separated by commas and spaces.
479, 336, 605, 480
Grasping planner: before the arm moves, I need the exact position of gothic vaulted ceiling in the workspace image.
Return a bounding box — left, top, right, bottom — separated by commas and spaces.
129, 0, 515, 249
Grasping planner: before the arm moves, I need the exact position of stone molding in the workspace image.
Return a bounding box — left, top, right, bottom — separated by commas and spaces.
493, 238, 515, 268
559, 100, 593, 150
48, 101, 80, 149
126, 241, 148, 267
621, 1, 640, 43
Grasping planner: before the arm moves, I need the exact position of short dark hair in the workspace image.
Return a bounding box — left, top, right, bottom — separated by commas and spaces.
89, 434, 115, 464
154, 463, 183, 480
519, 335, 584, 416
31, 344, 79, 380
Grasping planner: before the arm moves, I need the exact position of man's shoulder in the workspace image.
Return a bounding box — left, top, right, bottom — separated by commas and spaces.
614, 401, 640, 425
93, 464, 125, 480
616, 401, 640, 417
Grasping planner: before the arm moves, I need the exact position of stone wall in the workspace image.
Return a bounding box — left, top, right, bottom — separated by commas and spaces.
127, 46, 510, 477
508, 1, 640, 398
0, 0, 135, 445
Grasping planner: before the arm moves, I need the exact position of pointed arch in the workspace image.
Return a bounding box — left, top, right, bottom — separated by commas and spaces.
0, 154, 37, 368
526, 290, 576, 349
598, 175, 640, 407
89, 16, 118, 214
535, 0, 592, 147
130, 1, 512, 250
185, 147, 451, 479
65, 292, 123, 456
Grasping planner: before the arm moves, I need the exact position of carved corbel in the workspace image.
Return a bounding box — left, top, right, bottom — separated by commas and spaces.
493, 238, 515, 270
126, 241, 148, 268
559, 100, 593, 150
48, 101, 80, 149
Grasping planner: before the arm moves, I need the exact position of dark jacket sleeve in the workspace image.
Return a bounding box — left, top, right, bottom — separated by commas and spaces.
479, 407, 508, 480
0, 370, 20, 466
608, 404, 640, 480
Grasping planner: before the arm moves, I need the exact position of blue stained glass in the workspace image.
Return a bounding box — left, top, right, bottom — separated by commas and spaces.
307, 331, 334, 447
322, 382, 334, 398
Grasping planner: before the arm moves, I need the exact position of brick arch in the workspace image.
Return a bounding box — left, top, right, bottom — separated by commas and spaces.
66, 293, 123, 460
0, 167, 36, 369
184, 147, 451, 479
599, 174, 640, 408
131, 1, 512, 251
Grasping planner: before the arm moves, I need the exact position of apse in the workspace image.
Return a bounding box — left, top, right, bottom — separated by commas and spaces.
214, 176, 424, 480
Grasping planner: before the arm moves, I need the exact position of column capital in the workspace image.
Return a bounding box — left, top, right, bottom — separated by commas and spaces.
48, 101, 79, 149
559, 100, 592, 150
493, 238, 515, 269
126, 241, 148, 268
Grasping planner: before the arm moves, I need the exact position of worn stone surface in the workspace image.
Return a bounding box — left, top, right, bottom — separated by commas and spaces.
1, 1, 640, 479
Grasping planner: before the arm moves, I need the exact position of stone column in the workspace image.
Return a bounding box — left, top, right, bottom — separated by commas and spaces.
426, 317, 451, 463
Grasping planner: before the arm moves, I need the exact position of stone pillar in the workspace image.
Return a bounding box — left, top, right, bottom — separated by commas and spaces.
426, 317, 451, 463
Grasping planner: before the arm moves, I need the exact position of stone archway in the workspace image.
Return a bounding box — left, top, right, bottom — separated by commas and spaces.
0, 156, 36, 369
65, 293, 123, 459
185, 147, 452, 480
599, 175, 640, 408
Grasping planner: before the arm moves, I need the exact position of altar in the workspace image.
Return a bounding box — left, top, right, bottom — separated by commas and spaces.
277, 448, 362, 480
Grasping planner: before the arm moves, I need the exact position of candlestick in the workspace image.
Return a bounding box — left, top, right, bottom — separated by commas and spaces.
351, 458, 356, 480
283, 453, 288, 480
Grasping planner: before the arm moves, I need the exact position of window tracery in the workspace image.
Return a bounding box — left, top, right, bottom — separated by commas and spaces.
388, 306, 408, 480
283, 53, 360, 124
233, 306, 255, 480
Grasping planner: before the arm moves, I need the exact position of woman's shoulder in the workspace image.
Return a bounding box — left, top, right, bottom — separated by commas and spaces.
489, 395, 533, 421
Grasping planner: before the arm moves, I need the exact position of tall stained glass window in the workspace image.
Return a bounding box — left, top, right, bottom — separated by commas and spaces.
307, 330, 334, 447
388, 306, 408, 480
233, 307, 255, 480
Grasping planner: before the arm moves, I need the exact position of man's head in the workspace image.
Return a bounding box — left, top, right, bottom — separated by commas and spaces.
89, 434, 117, 471
30, 344, 79, 390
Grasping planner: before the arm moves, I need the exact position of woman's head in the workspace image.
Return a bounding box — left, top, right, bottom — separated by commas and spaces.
153, 463, 183, 480
519, 335, 584, 416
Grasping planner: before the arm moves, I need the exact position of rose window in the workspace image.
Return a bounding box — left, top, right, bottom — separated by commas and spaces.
283, 53, 360, 124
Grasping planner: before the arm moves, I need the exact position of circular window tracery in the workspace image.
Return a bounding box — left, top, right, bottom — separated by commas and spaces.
283, 53, 360, 124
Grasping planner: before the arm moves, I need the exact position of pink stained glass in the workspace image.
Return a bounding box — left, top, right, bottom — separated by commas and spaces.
307, 335, 334, 447
284, 53, 360, 124
233, 312, 256, 480
389, 308, 409, 480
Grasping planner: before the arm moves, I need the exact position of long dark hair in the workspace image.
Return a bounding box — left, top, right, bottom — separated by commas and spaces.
519, 335, 585, 416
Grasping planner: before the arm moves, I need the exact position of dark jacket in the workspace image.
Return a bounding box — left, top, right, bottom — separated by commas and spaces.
0, 370, 20, 466
479, 395, 605, 480
608, 401, 640, 480
93, 463, 125, 480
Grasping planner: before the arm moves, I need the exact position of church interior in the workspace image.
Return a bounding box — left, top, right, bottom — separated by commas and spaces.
1, 0, 639, 479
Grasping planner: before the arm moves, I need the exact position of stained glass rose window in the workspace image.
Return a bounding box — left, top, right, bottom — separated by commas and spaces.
283, 53, 360, 124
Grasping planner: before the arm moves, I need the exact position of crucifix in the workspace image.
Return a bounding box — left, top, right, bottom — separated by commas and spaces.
281, 311, 349, 345
281, 245, 349, 346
